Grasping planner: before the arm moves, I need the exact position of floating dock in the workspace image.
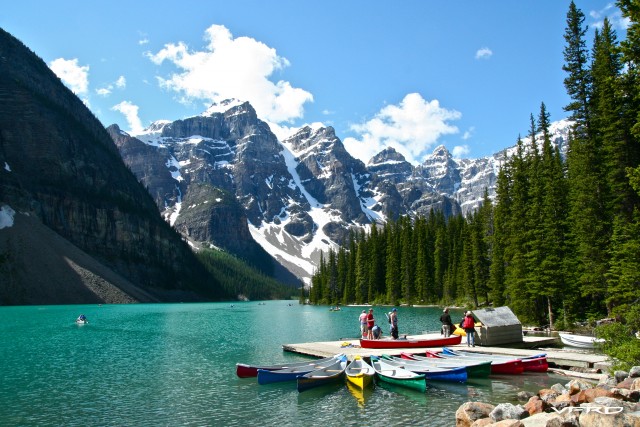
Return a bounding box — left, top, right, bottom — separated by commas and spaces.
282, 334, 609, 371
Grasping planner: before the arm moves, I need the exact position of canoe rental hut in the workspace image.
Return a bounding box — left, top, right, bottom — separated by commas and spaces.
472, 306, 523, 346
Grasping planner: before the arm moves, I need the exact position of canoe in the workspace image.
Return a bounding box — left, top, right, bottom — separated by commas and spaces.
236, 355, 336, 378
370, 356, 426, 392
401, 352, 492, 378
256, 354, 344, 384
559, 332, 604, 349
380, 355, 467, 383
297, 356, 348, 392
439, 348, 547, 373
345, 356, 375, 390
360, 334, 461, 349
434, 348, 524, 375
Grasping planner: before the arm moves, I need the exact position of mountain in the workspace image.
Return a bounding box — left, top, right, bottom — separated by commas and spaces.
0, 28, 232, 304
114, 101, 572, 285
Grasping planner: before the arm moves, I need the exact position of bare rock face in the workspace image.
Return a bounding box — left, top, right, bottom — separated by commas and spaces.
0, 28, 227, 303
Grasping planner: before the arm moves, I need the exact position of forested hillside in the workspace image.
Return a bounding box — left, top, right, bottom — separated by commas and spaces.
310, 0, 640, 330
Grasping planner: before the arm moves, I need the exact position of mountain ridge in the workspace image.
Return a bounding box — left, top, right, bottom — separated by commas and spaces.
114, 100, 572, 284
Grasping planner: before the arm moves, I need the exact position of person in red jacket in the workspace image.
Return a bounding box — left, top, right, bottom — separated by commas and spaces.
366, 308, 375, 340
462, 311, 476, 347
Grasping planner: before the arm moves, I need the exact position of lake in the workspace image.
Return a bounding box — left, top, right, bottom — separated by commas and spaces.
0, 301, 568, 426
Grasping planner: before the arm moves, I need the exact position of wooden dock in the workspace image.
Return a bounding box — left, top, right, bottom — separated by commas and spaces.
282, 334, 610, 371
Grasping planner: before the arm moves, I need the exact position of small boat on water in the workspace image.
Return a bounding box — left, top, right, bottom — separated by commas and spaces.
380, 355, 467, 383
75, 314, 88, 325
437, 348, 547, 373
257, 354, 345, 384
360, 334, 461, 349
559, 332, 604, 349
401, 353, 492, 378
345, 356, 375, 390
236, 354, 338, 378
297, 356, 348, 392
370, 356, 426, 392
431, 348, 524, 375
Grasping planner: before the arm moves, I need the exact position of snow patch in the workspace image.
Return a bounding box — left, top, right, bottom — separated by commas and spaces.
0, 205, 15, 229
4, 162, 11, 172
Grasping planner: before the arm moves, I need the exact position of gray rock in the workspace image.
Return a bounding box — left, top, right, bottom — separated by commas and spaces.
614, 370, 629, 383
629, 366, 640, 378
490, 403, 529, 422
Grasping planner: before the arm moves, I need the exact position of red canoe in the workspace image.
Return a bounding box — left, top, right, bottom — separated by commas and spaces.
426, 348, 525, 375
359, 334, 462, 349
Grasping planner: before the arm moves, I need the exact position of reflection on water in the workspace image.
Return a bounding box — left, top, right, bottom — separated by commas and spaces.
346, 380, 374, 406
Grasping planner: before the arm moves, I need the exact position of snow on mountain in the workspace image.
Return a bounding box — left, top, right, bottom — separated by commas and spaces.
111, 100, 574, 285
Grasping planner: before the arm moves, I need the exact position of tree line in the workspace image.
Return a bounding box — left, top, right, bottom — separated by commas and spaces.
309, 1, 640, 330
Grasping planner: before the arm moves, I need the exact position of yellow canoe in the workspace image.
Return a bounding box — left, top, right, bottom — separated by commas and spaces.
345, 356, 375, 390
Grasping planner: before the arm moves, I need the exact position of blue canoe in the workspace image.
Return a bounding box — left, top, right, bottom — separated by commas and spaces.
380, 355, 467, 383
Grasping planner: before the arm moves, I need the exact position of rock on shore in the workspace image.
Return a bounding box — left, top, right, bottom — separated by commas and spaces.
455, 367, 640, 426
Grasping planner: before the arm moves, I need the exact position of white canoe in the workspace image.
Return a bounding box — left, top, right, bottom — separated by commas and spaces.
559, 332, 604, 349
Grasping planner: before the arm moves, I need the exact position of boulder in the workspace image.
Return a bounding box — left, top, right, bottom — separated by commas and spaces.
524, 396, 546, 415
550, 383, 567, 394
631, 378, 640, 392
614, 370, 629, 383
567, 379, 595, 395
521, 412, 580, 427
539, 389, 560, 403
579, 402, 640, 427
456, 402, 495, 427
629, 366, 640, 378
518, 391, 535, 402
490, 403, 528, 422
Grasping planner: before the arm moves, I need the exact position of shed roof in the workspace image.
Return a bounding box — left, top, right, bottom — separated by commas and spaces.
472, 306, 521, 327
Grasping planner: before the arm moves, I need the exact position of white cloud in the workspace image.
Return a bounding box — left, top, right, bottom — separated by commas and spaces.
463, 126, 474, 140
146, 24, 313, 124
590, 5, 630, 30
115, 76, 126, 88
475, 47, 493, 60
344, 93, 461, 164
112, 101, 144, 134
452, 145, 470, 158
96, 76, 127, 97
49, 58, 89, 95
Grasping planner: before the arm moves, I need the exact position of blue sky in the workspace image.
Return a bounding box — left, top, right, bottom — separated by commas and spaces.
1, 1, 628, 163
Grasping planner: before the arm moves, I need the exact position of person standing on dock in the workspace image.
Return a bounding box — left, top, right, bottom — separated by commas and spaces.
440, 308, 453, 337
389, 308, 399, 339
366, 308, 375, 340
359, 310, 367, 338
462, 311, 476, 347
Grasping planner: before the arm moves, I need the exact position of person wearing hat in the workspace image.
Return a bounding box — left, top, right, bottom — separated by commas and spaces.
440, 308, 453, 337
389, 307, 399, 339
462, 311, 477, 347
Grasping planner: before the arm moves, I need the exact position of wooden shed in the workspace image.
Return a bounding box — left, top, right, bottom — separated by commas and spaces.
472, 306, 523, 346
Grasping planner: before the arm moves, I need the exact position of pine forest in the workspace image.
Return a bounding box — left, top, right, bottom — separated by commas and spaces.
309, 1, 640, 332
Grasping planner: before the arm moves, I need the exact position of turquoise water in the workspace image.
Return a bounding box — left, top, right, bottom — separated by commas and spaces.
0, 301, 566, 426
